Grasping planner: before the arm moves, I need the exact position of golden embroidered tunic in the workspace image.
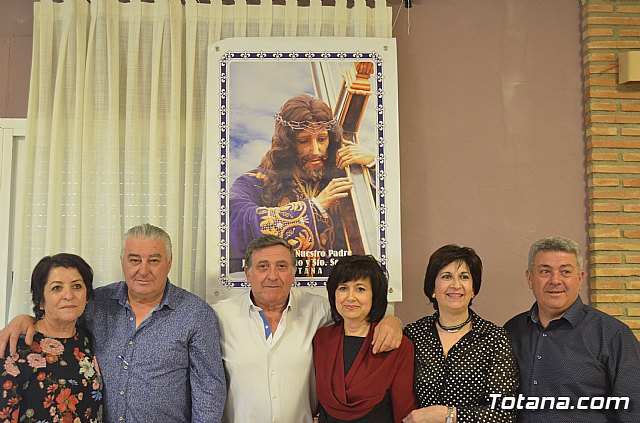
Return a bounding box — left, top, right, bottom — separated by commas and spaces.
229, 169, 348, 276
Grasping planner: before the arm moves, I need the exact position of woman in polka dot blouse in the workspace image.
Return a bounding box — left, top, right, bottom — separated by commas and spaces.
402, 245, 519, 423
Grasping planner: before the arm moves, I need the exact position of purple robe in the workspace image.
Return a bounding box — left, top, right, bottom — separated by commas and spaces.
228, 168, 349, 277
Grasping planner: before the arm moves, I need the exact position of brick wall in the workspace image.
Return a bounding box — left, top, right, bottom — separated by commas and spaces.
582, 0, 640, 340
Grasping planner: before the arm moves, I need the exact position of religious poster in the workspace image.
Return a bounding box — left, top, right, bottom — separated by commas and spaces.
206, 37, 402, 301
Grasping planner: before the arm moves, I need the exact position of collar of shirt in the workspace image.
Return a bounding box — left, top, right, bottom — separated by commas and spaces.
467, 309, 495, 337
111, 279, 177, 311
246, 291, 293, 343
526, 296, 585, 329
246, 292, 293, 314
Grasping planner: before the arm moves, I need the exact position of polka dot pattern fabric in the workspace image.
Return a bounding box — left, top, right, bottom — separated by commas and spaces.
404, 310, 519, 423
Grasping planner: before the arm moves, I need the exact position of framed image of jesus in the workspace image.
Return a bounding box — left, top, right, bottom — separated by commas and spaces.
207, 37, 402, 302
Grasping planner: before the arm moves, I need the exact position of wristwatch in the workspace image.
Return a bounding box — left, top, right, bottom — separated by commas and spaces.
445, 406, 454, 423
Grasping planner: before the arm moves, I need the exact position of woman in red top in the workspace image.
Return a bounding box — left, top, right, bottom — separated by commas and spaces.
313, 255, 416, 422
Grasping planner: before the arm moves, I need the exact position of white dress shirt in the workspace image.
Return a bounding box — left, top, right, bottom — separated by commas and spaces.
213, 288, 332, 423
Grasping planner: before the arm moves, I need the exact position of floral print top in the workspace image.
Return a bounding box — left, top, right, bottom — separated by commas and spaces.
0, 326, 103, 423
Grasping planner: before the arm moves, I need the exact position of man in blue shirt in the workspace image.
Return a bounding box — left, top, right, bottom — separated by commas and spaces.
505, 236, 640, 423
1, 223, 226, 422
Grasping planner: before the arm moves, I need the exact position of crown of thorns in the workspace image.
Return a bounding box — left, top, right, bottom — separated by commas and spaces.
274, 111, 339, 133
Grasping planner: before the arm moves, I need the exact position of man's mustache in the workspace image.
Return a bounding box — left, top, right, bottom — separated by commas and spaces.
298, 154, 328, 164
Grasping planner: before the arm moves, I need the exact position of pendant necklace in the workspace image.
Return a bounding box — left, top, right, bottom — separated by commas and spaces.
437, 313, 472, 333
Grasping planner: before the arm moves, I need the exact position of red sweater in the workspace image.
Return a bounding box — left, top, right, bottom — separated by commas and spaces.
313, 322, 417, 422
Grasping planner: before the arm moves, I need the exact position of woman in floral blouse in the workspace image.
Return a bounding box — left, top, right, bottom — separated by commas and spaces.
1, 253, 103, 423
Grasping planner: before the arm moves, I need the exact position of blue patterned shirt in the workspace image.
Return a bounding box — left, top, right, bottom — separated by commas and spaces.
83, 280, 226, 422
505, 297, 640, 423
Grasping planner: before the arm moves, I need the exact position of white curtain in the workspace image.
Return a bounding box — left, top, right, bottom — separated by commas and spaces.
8, 0, 392, 317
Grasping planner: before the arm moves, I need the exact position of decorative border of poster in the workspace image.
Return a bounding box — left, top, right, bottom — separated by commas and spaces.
206, 37, 402, 302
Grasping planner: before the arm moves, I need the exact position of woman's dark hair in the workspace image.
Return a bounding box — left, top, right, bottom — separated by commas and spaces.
31, 253, 95, 319
326, 255, 388, 323
423, 245, 482, 310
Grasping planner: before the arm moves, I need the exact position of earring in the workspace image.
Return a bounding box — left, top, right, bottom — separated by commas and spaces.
431, 293, 436, 298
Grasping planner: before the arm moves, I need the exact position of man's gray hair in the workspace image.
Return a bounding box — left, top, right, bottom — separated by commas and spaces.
528, 236, 583, 270
122, 223, 172, 257
244, 234, 296, 270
